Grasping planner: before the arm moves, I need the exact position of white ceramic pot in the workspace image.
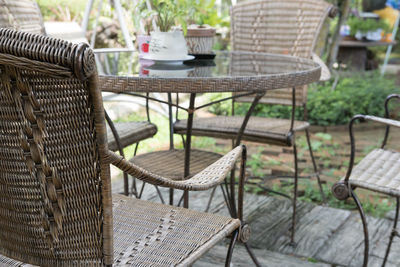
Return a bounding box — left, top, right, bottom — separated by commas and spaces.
148, 31, 189, 60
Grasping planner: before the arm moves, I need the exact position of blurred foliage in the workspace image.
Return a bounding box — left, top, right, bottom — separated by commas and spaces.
209, 72, 400, 126
36, 0, 86, 22
347, 16, 392, 36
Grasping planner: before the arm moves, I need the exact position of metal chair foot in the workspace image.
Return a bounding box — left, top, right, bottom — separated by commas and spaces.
351, 188, 369, 267
382, 197, 399, 267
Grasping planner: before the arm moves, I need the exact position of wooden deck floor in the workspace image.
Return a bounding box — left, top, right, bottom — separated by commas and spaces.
112, 176, 400, 267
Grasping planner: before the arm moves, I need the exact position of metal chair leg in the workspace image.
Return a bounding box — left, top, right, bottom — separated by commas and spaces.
351, 188, 369, 267
225, 229, 239, 267
305, 129, 326, 203
205, 186, 217, 212
244, 242, 261, 267
382, 197, 399, 267
290, 140, 299, 245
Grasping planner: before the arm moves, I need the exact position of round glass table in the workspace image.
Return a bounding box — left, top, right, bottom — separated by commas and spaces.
96, 51, 322, 209
97, 51, 321, 93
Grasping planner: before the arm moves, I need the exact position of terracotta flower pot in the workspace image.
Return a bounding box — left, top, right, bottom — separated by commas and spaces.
186, 26, 216, 55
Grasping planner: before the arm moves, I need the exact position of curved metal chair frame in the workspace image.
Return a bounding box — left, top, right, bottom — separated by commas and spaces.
173, 0, 337, 244
0, 28, 247, 266
332, 94, 400, 267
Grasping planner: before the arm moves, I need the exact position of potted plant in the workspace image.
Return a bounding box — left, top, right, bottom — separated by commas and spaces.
184, 0, 218, 55
139, 0, 191, 61
134, 9, 154, 56
347, 16, 391, 41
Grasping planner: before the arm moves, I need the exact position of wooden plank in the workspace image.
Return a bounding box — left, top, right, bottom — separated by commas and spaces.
246, 197, 314, 250
315, 213, 392, 266
280, 205, 352, 257
195, 244, 331, 267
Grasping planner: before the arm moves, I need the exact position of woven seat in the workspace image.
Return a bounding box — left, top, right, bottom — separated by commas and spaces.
107, 121, 157, 152
131, 149, 222, 180
0, 194, 240, 266
112, 195, 240, 265
0, 29, 245, 266
346, 149, 400, 197
175, 116, 309, 146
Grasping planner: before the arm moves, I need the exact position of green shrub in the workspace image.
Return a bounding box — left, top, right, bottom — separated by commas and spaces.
210, 72, 400, 126
307, 72, 399, 126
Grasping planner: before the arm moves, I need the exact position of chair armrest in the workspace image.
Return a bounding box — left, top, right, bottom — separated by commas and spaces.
361, 115, 400, 128
312, 53, 331, 82
106, 146, 244, 191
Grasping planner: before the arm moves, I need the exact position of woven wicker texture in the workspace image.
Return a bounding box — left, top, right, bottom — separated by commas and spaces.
0, 194, 240, 266
0, 29, 107, 265
107, 121, 157, 152
0, 28, 243, 266
347, 149, 400, 197
112, 194, 240, 266
108, 146, 243, 191
131, 149, 222, 180
231, 0, 332, 106
174, 116, 309, 146
0, 0, 45, 35
0, 0, 156, 154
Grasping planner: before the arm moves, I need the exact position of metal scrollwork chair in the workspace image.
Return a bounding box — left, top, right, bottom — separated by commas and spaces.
0, 0, 158, 197
332, 94, 400, 267
174, 0, 337, 244
0, 28, 246, 266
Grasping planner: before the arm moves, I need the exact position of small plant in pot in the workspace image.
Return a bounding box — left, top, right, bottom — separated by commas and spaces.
347, 16, 391, 41
140, 0, 191, 62
133, 8, 154, 56
185, 0, 217, 55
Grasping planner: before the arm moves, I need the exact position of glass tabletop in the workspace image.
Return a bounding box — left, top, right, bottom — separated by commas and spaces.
96, 51, 319, 79
97, 51, 321, 93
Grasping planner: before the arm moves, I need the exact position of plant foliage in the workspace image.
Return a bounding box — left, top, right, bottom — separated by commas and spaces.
209, 72, 400, 126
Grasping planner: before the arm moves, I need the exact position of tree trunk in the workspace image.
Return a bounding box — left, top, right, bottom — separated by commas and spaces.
327, 0, 351, 69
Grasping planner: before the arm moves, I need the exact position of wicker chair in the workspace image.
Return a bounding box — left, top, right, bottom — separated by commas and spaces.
0, 0, 158, 196
0, 28, 248, 266
332, 94, 400, 267
174, 0, 337, 244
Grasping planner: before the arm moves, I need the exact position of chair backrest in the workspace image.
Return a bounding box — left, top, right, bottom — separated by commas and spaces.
0, 29, 113, 265
231, 0, 334, 106
0, 0, 45, 35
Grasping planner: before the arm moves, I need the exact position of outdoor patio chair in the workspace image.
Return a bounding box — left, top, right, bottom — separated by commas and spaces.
174, 0, 337, 244
0, 0, 158, 196
0, 28, 247, 266
332, 94, 400, 267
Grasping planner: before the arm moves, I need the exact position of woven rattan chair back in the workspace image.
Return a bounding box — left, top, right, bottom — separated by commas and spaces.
231, 0, 332, 106
0, 29, 113, 265
0, 0, 45, 35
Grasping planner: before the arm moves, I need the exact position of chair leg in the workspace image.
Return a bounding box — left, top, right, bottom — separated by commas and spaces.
204, 186, 217, 212
290, 140, 299, 245
382, 197, 399, 267
305, 129, 326, 203
351, 188, 369, 267
244, 242, 261, 267
225, 229, 239, 267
